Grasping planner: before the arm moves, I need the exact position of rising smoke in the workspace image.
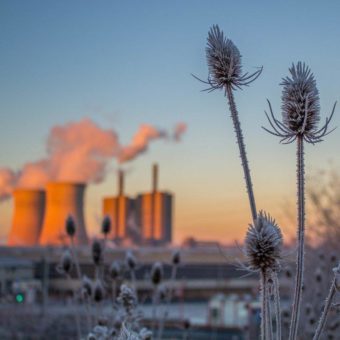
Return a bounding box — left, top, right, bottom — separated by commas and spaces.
0, 119, 187, 200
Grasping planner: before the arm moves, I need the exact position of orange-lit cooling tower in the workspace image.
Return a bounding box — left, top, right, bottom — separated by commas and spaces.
8, 189, 45, 246
39, 182, 88, 246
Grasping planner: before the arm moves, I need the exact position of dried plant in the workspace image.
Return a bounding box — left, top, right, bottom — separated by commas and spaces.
264, 62, 336, 340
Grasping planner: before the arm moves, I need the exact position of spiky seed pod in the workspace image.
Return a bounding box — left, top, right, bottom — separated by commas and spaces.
281, 62, 320, 135
110, 261, 122, 280
264, 62, 335, 144
172, 249, 180, 265
65, 215, 76, 238
125, 251, 136, 271
244, 211, 283, 272
151, 261, 163, 286
93, 279, 104, 303
81, 275, 93, 298
117, 284, 137, 314
203, 25, 262, 91
139, 328, 152, 340
101, 216, 111, 236
92, 239, 102, 265
57, 249, 73, 274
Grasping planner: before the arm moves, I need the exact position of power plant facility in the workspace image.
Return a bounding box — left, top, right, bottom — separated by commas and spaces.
102, 170, 136, 241
103, 164, 173, 245
8, 189, 46, 246
39, 182, 88, 246
136, 164, 172, 244
7, 164, 173, 247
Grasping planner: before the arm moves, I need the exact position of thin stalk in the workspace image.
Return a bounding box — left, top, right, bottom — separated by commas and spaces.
157, 265, 178, 340
226, 85, 257, 222
70, 237, 82, 280
273, 272, 281, 340
267, 285, 273, 340
313, 277, 337, 340
67, 274, 82, 340
289, 136, 305, 340
261, 270, 270, 340
152, 287, 158, 335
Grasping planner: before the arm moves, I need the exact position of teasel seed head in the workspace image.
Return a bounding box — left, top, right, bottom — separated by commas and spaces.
81, 275, 93, 298
65, 215, 76, 238
244, 211, 283, 272
263, 62, 336, 144
110, 261, 122, 280
93, 279, 105, 303
194, 25, 262, 92
92, 239, 103, 265
125, 250, 136, 271
57, 249, 73, 274
101, 216, 111, 236
151, 261, 163, 286
117, 284, 137, 314
172, 249, 181, 265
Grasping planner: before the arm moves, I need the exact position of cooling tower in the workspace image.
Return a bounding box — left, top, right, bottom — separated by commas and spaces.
8, 189, 45, 246
39, 182, 88, 246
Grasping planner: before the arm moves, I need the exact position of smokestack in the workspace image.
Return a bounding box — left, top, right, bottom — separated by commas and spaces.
152, 163, 158, 192
39, 182, 88, 246
118, 170, 124, 196
8, 189, 45, 246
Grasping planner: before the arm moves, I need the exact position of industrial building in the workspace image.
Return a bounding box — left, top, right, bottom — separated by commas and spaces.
136, 164, 172, 244
102, 171, 136, 241
8, 189, 45, 246
39, 182, 88, 246
102, 164, 173, 245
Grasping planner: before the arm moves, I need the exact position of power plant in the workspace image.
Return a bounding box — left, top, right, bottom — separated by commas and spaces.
39, 182, 88, 246
136, 164, 172, 244
102, 170, 136, 241
7, 164, 173, 247
8, 189, 45, 246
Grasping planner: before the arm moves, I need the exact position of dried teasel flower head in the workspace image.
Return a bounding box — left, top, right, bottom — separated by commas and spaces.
57, 248, 73, 274
65, 215, 76, 238
151, 261, 163, 286
172, 249, 181, 265
93, 279, 105, 303
244, 211, 283, 272
101, 216, 111, 236
92, 239, 103, 265
117, 284, 137, 314
125, 250, 136, 271
110, 261, 122, 280
199, 25, 262, 92
81, 275, 93, 298
263, 62, 336, 144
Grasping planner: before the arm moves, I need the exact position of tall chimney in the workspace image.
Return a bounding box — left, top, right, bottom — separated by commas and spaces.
152, 163, 158, 192
8, 189, 45, 246
39, 182, 88, 246
118, 170, 124, 196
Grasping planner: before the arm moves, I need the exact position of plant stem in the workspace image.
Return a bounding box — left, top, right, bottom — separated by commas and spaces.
261, 270, 270, 340
71, 237, 82, 280
289, 135, 305, 340
272, 272, 281, 340
226, 86, 257, 222
313, 277, 336, 340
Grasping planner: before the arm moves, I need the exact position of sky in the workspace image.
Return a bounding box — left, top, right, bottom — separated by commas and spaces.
1, 0, 340, 245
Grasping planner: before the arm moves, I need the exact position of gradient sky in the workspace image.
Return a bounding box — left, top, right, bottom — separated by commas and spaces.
1, 0, 340, 245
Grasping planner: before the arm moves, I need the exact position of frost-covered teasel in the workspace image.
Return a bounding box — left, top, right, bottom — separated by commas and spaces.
263, 62, 336, 144
244, 211, 283, 272
117, 284, 137, 315
82, 275, 93, 298
92, 239, 103, 266
198, 25, 262, 92
101, 216, 111, 236
172, 249, 181, 266
151, 262, 163, 286
65, 215, 76, 237
93, 279, 105, 303
110, 260, 122, 280
125, 250, 136, 271
57, 249, 73, 275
